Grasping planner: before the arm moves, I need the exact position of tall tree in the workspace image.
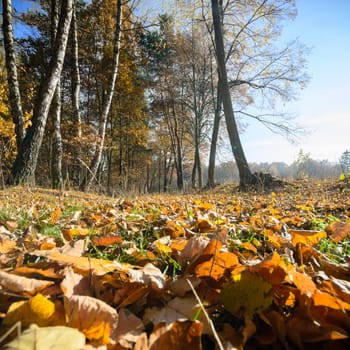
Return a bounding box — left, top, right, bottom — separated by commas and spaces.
2, 0, 26, 150
50, 0, 63, 189
211, 0, 253, 188
82, 0, 122, 191
71, 0, 82, 182
10, 0, 73, 184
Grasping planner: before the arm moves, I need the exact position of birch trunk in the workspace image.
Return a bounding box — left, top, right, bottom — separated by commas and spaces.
51, 0, 63, 189
71, 2, 82, 182
2, 0, 25, 150
82, 0, 122, 191
11, 0, 73, 185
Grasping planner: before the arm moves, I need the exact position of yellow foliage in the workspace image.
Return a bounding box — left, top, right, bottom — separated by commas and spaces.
3, 293, 65, 329
220, 270, 273, 319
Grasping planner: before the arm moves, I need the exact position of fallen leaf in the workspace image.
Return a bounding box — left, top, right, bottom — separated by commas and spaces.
60, 266, 92, 297
3, 293, 65, 329
0, 238, 16, 254
2, 324, 86, 350
112, 308, 144, 347
126, 263, 166, 290
62, 227, 89, 241
0, 270, 54, 295
326, 222, 350, 242
289, 229, 327, 246
64, 295, 118, 344
144, 295, 211, 334
149, 320, 202, 350
51, 207, 62, 224
220, 270, 273, 319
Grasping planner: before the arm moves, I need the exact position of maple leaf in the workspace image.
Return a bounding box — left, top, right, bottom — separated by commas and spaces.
220, 270, 273, 319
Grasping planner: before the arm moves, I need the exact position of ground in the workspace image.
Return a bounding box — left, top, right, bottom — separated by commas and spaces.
0, 179, 349, 349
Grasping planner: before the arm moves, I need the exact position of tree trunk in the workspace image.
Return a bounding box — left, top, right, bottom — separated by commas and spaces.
51, 0, 63, 189
11, 0, 73, 185
71, 1, 82, 183
207, 81, 222, 188
211, 0, 253, 188
2, 0, 26, 150
51, 80, 63, 189
82, 0, 122, 191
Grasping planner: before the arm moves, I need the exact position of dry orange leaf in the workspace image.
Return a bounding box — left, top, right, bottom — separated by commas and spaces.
326, 222, 350, 242
0, 270, 54, 295
289, 229, 327, 246
0, 238, 16, 254
40, 241, 57, 250
51, 207, 62, 224
64, 295, 118, 345
115, 283, 149, 307
194, 200, 214, 211
194, 218, 216, 233
163, 220, 185, 238
62, 227, 89, 241
149, 320, 202, 350
34, 250, 117, 276
12, 265, 61, 280
91, 234, 123, 247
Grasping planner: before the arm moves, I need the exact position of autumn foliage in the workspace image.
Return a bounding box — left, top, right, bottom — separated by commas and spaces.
0, 180, 350, 349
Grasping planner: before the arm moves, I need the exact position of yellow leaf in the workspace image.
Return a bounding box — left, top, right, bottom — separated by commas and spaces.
220, 270, 272, 319
153, 241, 172, 254
64, 295, 118, 344
50, 208, 62, 224
61, 227, 89, 241
3, 294, 65, 329
289, 229, 327, 246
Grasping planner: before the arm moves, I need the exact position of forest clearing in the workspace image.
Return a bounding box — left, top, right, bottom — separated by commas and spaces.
1, 0, 349, 348
0, 179, 349, 349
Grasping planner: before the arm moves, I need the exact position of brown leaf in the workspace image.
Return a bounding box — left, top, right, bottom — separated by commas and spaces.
112, 308, 144, 347
64, 295, 118, 344
149, 320, 202, 350
61, 266, 92, 297
0, 270, 54, 295
326, 222, 350, 242
91, 234, 123, 247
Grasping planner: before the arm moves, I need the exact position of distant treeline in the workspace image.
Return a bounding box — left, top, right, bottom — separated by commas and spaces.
211, 158, 341, 185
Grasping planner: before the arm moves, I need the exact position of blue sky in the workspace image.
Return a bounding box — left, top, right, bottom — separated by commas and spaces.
8, 0, 350, 165
240, 0, 350, 164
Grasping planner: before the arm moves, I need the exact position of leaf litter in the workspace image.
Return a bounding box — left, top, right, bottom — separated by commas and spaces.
0, 180, 350, 349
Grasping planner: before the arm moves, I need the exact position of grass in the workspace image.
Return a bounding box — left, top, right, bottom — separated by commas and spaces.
318, 237, 350, 264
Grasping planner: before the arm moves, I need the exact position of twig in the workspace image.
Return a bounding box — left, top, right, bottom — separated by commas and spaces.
0, 321, 21, 345
186, 278, 224, 350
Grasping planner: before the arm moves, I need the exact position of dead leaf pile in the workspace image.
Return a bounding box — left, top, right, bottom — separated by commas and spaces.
0, 180, 350, 349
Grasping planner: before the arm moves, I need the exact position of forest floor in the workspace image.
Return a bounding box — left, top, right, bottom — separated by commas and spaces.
0, 179, 350, 349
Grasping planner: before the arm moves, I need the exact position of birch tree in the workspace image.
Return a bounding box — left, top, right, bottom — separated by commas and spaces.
50, 0, 63, 189
81, 0, 122, 191
10, 0, 73, 184
1, 0, 26, 150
